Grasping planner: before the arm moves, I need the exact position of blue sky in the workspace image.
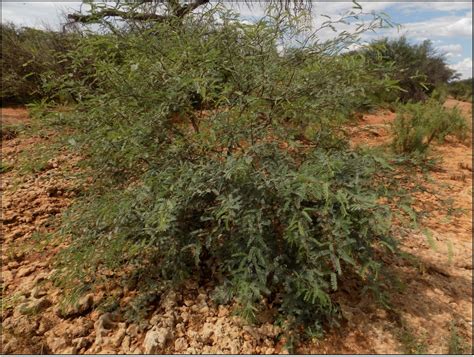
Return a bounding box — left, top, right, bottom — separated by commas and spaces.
1, 1, 472, 78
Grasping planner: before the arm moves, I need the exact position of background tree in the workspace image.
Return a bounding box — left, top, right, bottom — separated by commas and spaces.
1, 23, 76, 104
363, 36, 458, 102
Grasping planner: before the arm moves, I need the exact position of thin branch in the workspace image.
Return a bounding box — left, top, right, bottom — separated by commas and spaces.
67, 0, 210, 24
67, 9, 167, 23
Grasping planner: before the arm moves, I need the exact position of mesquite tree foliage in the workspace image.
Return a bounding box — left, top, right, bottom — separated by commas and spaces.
54, 4, 402, 333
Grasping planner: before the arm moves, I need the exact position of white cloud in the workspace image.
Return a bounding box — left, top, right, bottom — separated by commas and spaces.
445, 16, 473, 37
397, 1, 472, 13
391, 14, 472, 38
449, 57, 473, 79
1, 1, 82, 29
356, 11, 472, 48
437, 43, 464, 58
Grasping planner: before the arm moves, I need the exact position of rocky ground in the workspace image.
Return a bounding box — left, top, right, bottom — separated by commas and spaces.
1, 102, 472, 354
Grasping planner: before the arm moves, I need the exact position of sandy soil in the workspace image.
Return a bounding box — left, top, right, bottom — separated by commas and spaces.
1, 102, 472, 354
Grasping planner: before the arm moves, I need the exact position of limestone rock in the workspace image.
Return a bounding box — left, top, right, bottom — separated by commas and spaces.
161, 291, 179, 311
143, 327, 172, 354
121, 335, 131, 353
46, 336, 68, 354
58, 294, 94, 318
18, 297, 51, 315
126, 324, 139, 338
174, 337, 188, 352
95, 312, 115, 338
31, 286, 47, 299
16, 265, 35, 278
2, 270, 14, 283
2, 336, 19, 354
112, 327, 126, 347
72, 337, 92, 351
69, 318, 94, 337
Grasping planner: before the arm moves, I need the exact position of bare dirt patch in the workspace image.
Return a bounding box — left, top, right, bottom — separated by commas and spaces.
1, 107, 29, 126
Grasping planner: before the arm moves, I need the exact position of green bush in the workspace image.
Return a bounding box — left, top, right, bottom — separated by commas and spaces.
52, 6, 404, 334
1, 23, 76, 104
391, 99, 468, 154
446, 78, 473, 102
430, 84, 448, 104
364, 36, 458, 103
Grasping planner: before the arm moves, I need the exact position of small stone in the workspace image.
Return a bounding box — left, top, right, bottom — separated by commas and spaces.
217, 306, 229, 317
70, 319, 94, 337
175, 323, 185, 338
19, 297, 51, 315
16, 266, 35, 278
94, 312, 116, 343
112, 328, 126, 347
72, 337, 92, 350
186, 347, 198, 354
97, 347, 117, 354
33, 272, 49, 284
126, 324, 139, 337
375, 308, 387, 319
47, 336, 68, 353
7, 261, 19, 269
197, 293, 207, 303
174, 337, 188, 351
143, 327, 172, 354
200, 322, 214, 343
181, 311, 190, 323
37, 318, 53, 335
76, 294, 94, 314
242, 333, 252, 342
229, 340, 240, 354
33, 297, 52, 311
97, 312, 115, 330
31, 286, 47, 298
2, 336, 19, 354
2, 270, 13, 282
131, 346, 143, 354
150, 314, 160, 326
121, 335, 131, 353
184, 299, 193, 307
161, 291, 178, 311
162, 311, 176, 328
242, 341, 254, 353
265, 347, 275, 354
59, 294, 94, 318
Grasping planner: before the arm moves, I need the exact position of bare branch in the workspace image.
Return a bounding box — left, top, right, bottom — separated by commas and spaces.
67, 0, 210, 24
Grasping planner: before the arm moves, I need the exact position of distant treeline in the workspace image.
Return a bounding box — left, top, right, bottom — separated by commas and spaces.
1, 22, 471, 105
1, 23, 77, 104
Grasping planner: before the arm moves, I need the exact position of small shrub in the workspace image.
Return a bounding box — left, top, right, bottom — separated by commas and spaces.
447, 321, 470, 355
391, 99, 468, 154
0, 161, 13, 174
1, 123, 26, 140
431, 85, 448, 104
398, 324, 428, 354
446, 78, 473, 102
